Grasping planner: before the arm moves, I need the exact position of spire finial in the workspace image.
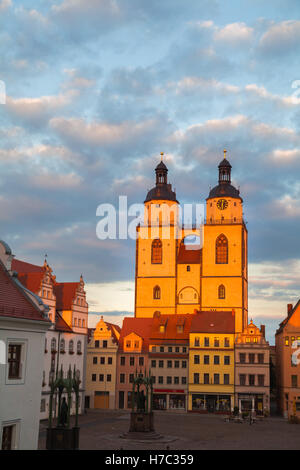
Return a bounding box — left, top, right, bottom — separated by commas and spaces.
160, 152, 164, 161
223, 149, 227, 159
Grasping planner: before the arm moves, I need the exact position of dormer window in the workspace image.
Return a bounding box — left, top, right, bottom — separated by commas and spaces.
126, 340, 131, 348
159, 325, 165, 333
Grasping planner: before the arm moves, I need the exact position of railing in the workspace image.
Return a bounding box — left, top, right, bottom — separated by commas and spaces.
205, 218, 245, 225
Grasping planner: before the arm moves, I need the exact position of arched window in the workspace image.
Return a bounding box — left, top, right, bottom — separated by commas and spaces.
77, 341, 82, 354
216, 234, 228, 264
69, 340, 74, 354
51, 338, 56, 352
218, 284, 226, 299
151, 239, 162, 264
153, 285, 161, 299
60, 339, 65, 352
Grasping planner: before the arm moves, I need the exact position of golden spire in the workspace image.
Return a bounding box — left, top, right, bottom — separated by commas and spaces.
160, 152, 164, 161
223, 149, 227, 159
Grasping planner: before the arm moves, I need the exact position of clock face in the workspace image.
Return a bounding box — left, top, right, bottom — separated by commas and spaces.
217, 199, 228, 210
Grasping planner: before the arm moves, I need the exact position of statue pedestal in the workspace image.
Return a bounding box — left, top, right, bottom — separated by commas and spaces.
46, 427, 80, 450
129, 411, 154, 432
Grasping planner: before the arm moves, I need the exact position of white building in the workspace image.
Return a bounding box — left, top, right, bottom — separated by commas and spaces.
0, 241, 51, 450
11, 257, 89, 420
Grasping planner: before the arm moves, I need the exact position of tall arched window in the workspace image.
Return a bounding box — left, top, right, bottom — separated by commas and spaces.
51, 338, 56, 352
151, 239, 162, 264
216, 234, 228, 264
218, 284, 226, 299
69, 340, 74, 354
153, 285, 161, 299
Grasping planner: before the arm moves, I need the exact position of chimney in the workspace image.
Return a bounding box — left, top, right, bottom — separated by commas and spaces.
287, 304, 293, 316
260, 325, 265, 338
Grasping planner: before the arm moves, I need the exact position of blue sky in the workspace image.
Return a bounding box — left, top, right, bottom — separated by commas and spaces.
1, 0, 300, 343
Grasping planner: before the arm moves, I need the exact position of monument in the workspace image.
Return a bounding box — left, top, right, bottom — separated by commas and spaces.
46, 365, 81, 450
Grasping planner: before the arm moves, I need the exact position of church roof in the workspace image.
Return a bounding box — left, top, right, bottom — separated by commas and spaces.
177, 245, 201, 264
207, 183, 242, 200
144, 184, 178, 203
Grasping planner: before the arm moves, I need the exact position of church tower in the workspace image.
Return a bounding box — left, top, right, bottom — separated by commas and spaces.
135, 155, 180, 318
201, 151, 248, 332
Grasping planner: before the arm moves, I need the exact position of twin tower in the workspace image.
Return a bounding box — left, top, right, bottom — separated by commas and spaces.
134, 153, 248, 333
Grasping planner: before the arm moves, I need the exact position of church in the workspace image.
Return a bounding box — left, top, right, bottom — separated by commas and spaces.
134, 152, 248, 333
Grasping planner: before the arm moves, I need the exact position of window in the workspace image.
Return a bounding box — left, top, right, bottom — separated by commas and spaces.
194, 355, 200, 365
204, 373, 209, 384
40, 399, 46, 412
249, 353, 255, 364
93, 357, 97, 364
214, 355, 220, 365
134, 341, 139, 349
139, 357, 144, 366
77, 341, 82, 354
126, 341, 131, 348
159, 325, 165, 333
151, 376, 156, 384
258, 354, 264, 364
95, 340, 99, 348
292, 375, 298, 387
224, 356, 230, 365
224, 374, 230, 385
129, 374, 134, 383
99, 374, 104, 382
167, 360, 172, 368
108, 357, 112, 365
182, 377, 187, 385
120, 374, 125, 383
69, 340, 74, 354
204, 355, 209, 365
8, 344, 21, 379
151, 239, 162, 264
175, 347, 180, 353
92, 374, 96, 382
218, 284, 225, 299
204, 337, 209, 347
107, 374, 111, 382
160, 346, 164, 352
194, 373, 199, 384
153, 285, 161, 299
168, 346, 172, 352
100, 357, 105, 364
239, 353, 246, 363
159, 360, 164, 368
182, 361, 187, 368
167, 376, 172, 384
249, 375, 255, 386
214, 374, 220, 384
216, 234, 228, 264
151, 360, 156, 368
285, 337, 289, 346
214, 338, 219, 347
194, 337, 200, 347
174, 360, 179, 368
183, 347, 187, 353
120, 356, 125, 366
103, 340, 107, 348
239, 374, 246, 386
224, 337, 230, 347
158, 376, 163, 384
174, 377, 179, 385
130, 357, 135, 366
187, 266, 190, 272
1, 424, 16, 450
51, 338, 57, 352
258, 375, 265, 386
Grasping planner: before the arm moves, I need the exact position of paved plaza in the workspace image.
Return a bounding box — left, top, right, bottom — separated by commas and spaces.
39, 410, 300, 450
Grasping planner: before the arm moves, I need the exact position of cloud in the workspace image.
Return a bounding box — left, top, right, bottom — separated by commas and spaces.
214, 22, 254, 45
0, 0, 11, 11
259, 20, 300, 56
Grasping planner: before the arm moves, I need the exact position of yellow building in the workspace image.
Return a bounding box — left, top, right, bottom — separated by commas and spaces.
188, 311, 235, 412
85, 317, 120, 409
135, 152, 248, 333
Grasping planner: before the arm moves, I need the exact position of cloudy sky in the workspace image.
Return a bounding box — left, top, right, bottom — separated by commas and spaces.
1, 0, 300, 343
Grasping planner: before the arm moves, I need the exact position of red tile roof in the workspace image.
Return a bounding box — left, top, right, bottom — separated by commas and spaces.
17, 272, 44, 294
190, 310, 235, 333
54, 282, 79, 310
55, 312, 73, 332
177, 245, 201, 264
151, 313, 192, 342
12, 258, 43, 274
119, 317, 153, 352
0, 259, 50, 323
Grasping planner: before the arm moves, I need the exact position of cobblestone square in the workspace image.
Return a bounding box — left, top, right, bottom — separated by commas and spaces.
39, 410, 300, 450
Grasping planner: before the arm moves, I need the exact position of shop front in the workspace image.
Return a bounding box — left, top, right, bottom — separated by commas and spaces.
153, 389, 187, 411
192, 394, 232, 413
237, 394, 264, 415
